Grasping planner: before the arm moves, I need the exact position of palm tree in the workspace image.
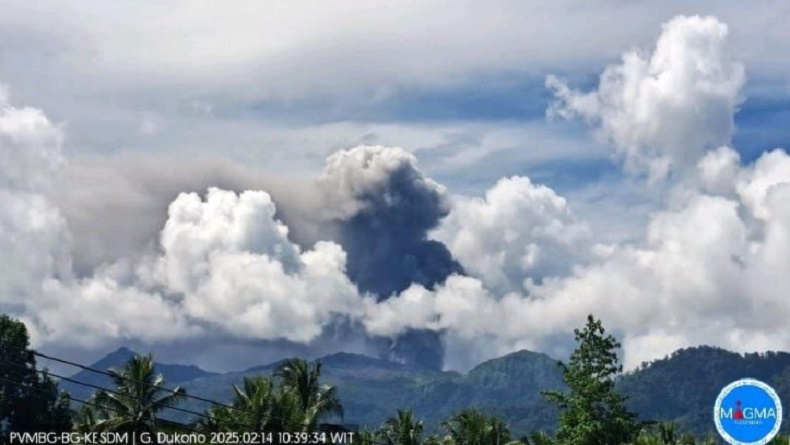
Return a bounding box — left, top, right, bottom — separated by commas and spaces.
269, 387, 307, 432
198, 376, 303, 433
197, 376, 314, 433
73, 405, 110, 433
486, 417, 511, 445
656, 422, 677, 445
229, 376, 278, 431
196, 405, 238, 433
631, 432, 662, 445
424, 436, 455, 445
195, 406, 232, 433
380, 409, 424, 445
521, 431, 552, 445
442, 409, 511, 445
358, 429, 380, 445
88, 354, 186, 433
274, 358, 343, 431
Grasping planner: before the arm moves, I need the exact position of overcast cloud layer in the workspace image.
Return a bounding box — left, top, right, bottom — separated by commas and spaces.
1, 6, 789, 373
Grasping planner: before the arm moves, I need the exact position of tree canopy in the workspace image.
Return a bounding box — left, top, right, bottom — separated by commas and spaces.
0, 314, 72, 439
86, 353, 187, 433
543, 314, 640, 445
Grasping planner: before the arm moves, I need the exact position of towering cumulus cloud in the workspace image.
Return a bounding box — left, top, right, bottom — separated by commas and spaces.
142, 188, 365, 343
367, 15, 790, 370
0, 98, 461, 370
0, 88, 357, 350
2, 14, 790, 374
546, 16, 745, 181
317, 146, 464, 369
433, 176, 589, 295
0, 90, 72, 314
507, 15, 790, 367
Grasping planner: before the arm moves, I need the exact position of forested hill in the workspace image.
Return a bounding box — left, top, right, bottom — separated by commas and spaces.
619, 346, 790, 436
62, 346, 790, 437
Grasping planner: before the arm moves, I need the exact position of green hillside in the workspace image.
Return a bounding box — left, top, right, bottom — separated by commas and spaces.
619, 346, 790, 436
64, 346, 790, 437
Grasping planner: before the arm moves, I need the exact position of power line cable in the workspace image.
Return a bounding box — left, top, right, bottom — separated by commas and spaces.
0, 375, 204, 435
1, 344, 356, 434
4, 359, 423, 445
0, 356, 230, 424
32, 348, 244, 411
1, 342, 280, 424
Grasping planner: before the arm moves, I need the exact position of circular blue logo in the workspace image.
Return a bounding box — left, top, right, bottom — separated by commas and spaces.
714, 378, 783, 445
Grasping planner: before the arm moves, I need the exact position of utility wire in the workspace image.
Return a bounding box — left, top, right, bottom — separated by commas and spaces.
2, 342, 281, 424
0, 355, 214, 422
1, 343, 358, 435
3, 357, 407, 445
32, 348, 245, 412
0, 375, 204, 436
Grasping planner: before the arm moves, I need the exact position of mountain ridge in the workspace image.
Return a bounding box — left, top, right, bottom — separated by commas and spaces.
59, 345, 790, 437
59, 346, 219, 402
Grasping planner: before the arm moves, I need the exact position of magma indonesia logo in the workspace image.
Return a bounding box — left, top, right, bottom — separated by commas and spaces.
715, 378, 783, 445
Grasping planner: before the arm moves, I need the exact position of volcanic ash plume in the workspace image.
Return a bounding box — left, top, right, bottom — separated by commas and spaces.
317, 146, 464, 369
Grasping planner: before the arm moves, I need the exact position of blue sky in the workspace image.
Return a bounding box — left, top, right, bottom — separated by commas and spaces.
1, 1, 790, 372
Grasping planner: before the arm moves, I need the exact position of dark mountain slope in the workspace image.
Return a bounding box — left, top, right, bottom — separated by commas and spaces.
62, 345, 790, 438
174, 349, 562, 434
59, 347, 217, 401
618, 346, 790, 436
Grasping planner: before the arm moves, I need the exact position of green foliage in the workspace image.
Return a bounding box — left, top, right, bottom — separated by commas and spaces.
83, 353, 187, 433
521, 431, 553, 445
440, 408, 513, 445
543, 315, 639, 445
169, 345, 790, 437
367, 408, 518, 445
768, 434, 790, 445
198, 375, 312, 433
628, 421, 697, 445
0, 314, 72, 439
198, 358, 343, 433
619, 346, 790, 436
198, 376, 278, 432
358, 429, 381, 445
74, 405, 108, 433
624, 421, 790, 445
275, 358, 344, 431
424, 434, 456, 445
380, 410, 425, 445
42, 315, 790, 440
175, 350, 561, 434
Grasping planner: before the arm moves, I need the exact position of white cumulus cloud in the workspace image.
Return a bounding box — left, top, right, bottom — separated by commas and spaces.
363, 15, 790, 370
433, 176, 589, 294
0, 92, 368, 350
3, 13, 790, 374
0, 90, 72, 306
547, 15, 745, 181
